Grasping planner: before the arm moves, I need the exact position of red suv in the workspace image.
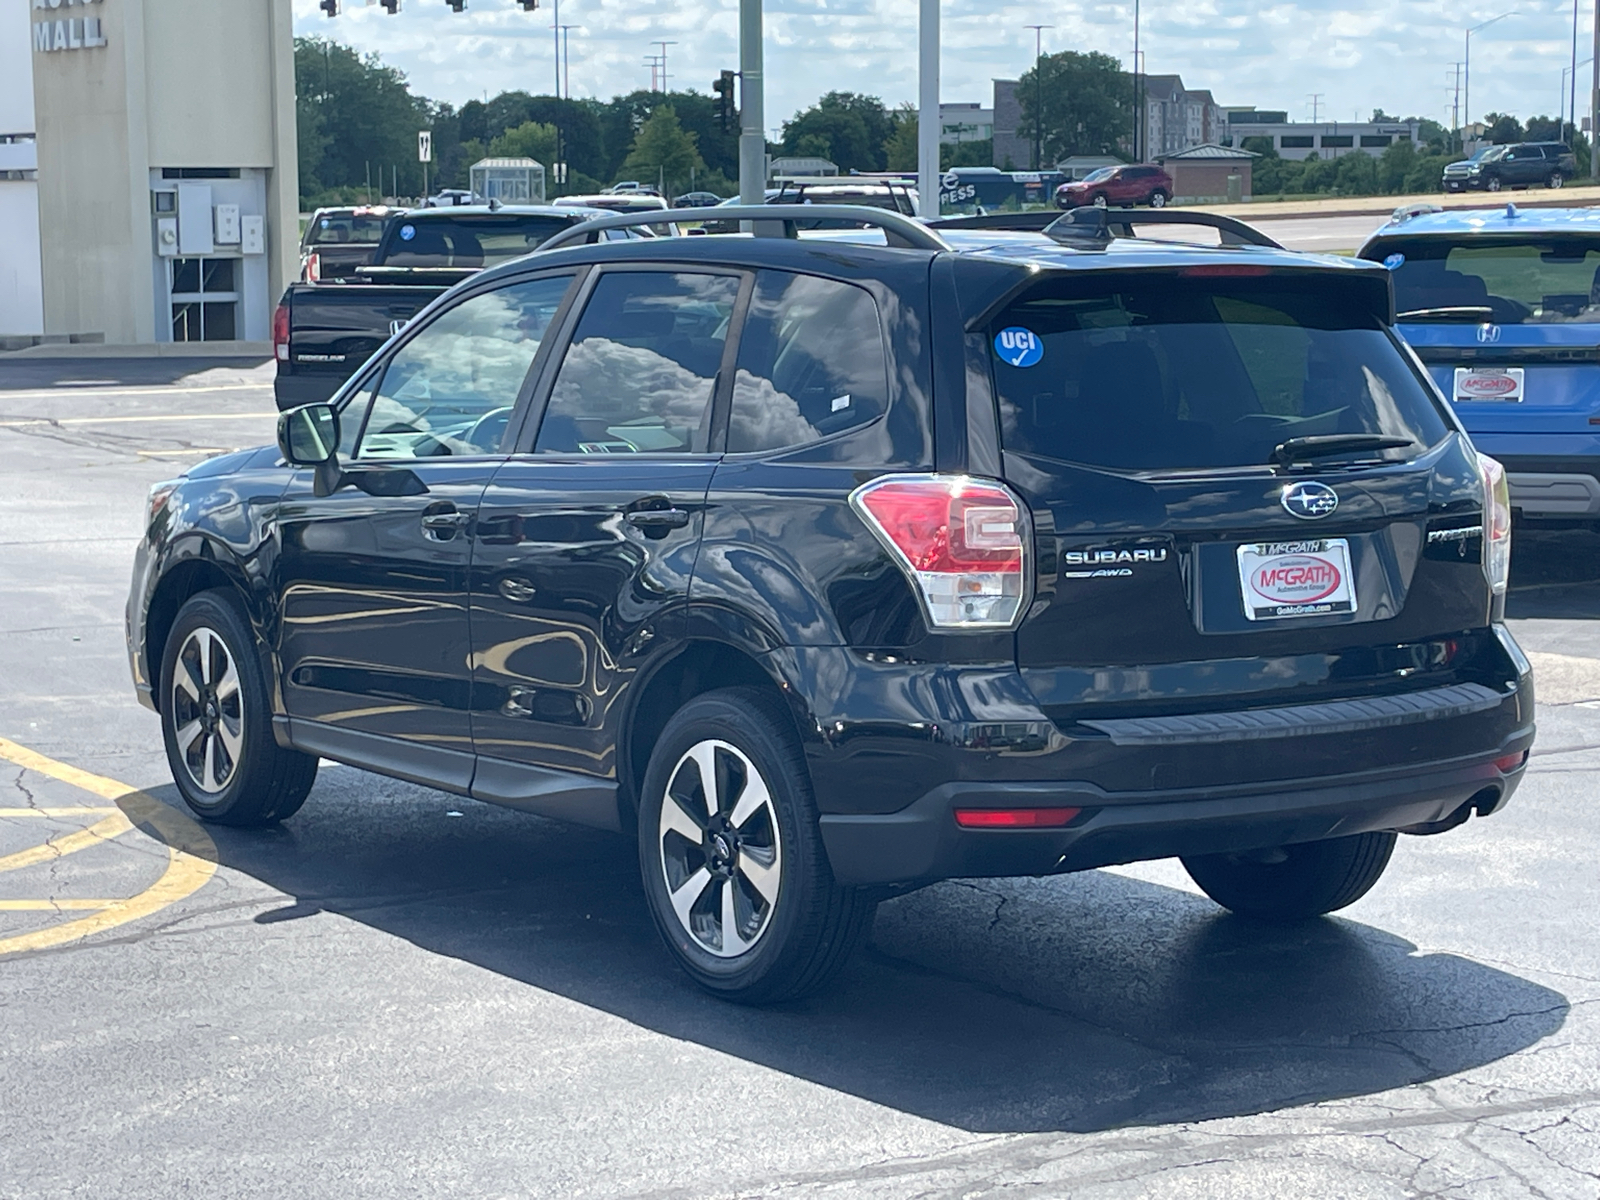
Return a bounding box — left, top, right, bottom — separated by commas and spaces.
1055, 164, 1173, 209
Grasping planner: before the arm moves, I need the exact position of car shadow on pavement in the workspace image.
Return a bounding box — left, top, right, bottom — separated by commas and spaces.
1506, 527, 1600, 620
155, 769, 1570, 1136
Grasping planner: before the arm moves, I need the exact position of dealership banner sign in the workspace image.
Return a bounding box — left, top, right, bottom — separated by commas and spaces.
32, 0, 108, 53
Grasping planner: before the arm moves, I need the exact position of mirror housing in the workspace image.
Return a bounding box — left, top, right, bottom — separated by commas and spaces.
277, 404, 345, 497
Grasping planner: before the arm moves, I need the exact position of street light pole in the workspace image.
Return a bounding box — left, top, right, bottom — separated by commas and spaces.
1024, 24, 1051, 172
738, 0, 765, 204
1132, 0, 1140, 160
1465, 12, 1516, 143
918, 0, 939, 217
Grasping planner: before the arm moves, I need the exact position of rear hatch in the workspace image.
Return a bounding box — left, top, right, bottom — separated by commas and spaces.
1369, 232, 1600, 435
980, 265, 1503, 770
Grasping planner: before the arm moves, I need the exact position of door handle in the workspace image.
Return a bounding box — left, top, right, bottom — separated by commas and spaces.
421, 503, 469, 540
497, 576, 537, 603
625, 508, 690, 531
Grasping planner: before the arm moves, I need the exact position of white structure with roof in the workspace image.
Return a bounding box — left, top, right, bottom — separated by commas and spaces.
469, 158, 546, 205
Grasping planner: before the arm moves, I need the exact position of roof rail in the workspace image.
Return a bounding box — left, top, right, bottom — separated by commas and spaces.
931, 206, 1282, 249
534, 204, 952, 253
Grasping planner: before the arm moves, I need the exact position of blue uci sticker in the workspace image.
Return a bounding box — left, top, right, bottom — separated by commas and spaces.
399, 224, 416, 241
1383, 252, 1405, 270
994, 326, 1043, 368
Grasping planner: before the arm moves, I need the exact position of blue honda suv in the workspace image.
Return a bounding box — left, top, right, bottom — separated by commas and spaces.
1359, 206, 1600, 525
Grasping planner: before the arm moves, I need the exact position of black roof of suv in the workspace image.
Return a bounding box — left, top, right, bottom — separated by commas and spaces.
129, 204, 1534, 1002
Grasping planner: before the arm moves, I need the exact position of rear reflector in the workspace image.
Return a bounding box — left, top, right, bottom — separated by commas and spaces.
954, 807, 1081, 828
1494, 751, 1528, 773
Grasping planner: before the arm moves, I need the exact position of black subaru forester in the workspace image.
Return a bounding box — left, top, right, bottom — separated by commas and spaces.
127, 205, 1535, 1003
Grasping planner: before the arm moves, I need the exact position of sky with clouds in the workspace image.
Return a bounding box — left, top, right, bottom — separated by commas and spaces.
293, 0, 1591, 137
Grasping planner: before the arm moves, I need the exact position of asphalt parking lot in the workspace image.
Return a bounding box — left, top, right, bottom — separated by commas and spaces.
1, 355, 1598, 1199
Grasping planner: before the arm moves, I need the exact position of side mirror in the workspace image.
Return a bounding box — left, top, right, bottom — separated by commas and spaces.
277, 403, 340, 465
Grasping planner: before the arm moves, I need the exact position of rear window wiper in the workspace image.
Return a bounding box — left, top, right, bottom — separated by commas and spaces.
1272, 434, 1418, 466
1394, 306, 1496, 323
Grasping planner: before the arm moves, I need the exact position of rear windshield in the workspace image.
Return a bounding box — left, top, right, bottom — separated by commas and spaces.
990, 274, 1449, 473
379, 216, 574, 267
304, 212, 387, 248
1377, 236, 1600, 324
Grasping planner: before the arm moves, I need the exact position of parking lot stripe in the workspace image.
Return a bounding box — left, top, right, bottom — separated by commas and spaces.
0, 807, 122, 817
0, 738, 217, 956
0, 412, 274, 428
0, 812, 133, 874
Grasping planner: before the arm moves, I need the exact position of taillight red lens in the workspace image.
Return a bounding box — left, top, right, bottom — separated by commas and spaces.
955, 807, 1081, 828
1494, 751, 1528, 773
850, 474, 1030, 629
1480, 454, 1511, 594
305, 250, 321, 283
272, 303, 290, 362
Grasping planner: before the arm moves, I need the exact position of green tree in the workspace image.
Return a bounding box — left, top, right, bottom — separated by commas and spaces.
1484, 112, 1524, 144
489, 121, 559, 166
1018, 51, 1132, 164
780, 92, 893, 172
621, 105, 706, 196
293, 37, 435, 202
884, 106, 918, 171
1377, 138, 1417, 192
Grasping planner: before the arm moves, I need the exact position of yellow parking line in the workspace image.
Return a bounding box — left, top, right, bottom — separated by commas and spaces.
0, 412, 274, 428
0, 900, 117, 911
0, 738, 217, 955
0, 812, 133, 874
0, 807, 120, 817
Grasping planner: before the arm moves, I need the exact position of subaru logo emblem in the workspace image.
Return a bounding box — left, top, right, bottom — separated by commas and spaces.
1477, 324, 1502, 344
1281, 481, 1339, 519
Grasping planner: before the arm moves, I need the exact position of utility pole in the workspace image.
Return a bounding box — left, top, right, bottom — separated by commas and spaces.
918, 0, 939, 217
1308, 93, 1324, 123
560, 25, 577, 99
1450, 63, 1464, 150
1132, 0, 1140, 160
1592, 0, 1598, 178
551, 0, 561, 196
654, 41, 677, 92
1572, 0, 1581, 141
738, 0, 765, 204
1024, 25, 1051, 172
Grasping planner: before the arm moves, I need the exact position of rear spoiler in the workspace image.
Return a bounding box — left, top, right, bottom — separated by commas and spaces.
930, 206, 1283, 250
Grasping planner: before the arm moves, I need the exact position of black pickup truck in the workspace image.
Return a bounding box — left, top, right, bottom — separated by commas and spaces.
273, 205, 628, 410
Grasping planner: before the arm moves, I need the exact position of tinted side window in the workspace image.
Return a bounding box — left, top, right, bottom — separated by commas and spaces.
356, 274, 573, 459
728, 271, 890, 454
534, 271, 738, 454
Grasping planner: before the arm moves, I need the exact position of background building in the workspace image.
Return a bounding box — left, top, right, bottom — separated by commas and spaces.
0, 0, 42, 339
30, 0, 298, 345
1143, 75, 1225, 159
1156, 143, 1257, 200
1222, 111, 1422, 161
991, 80, 1029, 170
939, 102, 993, 145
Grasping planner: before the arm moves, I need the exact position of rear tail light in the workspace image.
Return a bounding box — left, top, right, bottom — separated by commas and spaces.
272, 302, 290, 362
955, 807, 1080, 828
1494, 751, 1528, 773
304, 251, 322, 283
849, 473, 1031, 630
1480, 454, 1511, 594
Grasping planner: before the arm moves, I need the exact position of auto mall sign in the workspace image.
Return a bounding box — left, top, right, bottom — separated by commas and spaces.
31, 0, 108, 53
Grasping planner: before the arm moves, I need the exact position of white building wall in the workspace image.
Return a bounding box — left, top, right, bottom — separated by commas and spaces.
0, 0, 42, 336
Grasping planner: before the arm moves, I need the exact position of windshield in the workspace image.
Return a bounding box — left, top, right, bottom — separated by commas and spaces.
304, 212, 387, 248
1381, 236, 1600, 324
990, 275, 1449, 473
379, 216, 574, 267
1471, 146, 1508, 163
1081, 168, 1116, 183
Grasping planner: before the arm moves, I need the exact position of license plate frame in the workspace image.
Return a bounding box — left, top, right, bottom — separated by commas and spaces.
1453, 365, 1524, 403
1237, 538, 1357, 622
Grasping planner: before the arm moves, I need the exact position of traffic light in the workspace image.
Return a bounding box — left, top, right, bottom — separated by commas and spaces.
517, 0, 538, 9
447, 0, 465, 9
318, 0, 338, 15
714, 70, 736, 132
380, 0, 400, 11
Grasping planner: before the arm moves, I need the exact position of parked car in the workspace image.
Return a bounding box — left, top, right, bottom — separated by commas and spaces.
273, 205, 632, 410
135, 203, 1533, 1005
1359, 205, 1600, 524
425, 188, 477, 207
298, 206, 393, 284
1441, 142, 1577, 193
674, 190, 724, 208
555, 193, 671, 214
1055, 163, 1173, 209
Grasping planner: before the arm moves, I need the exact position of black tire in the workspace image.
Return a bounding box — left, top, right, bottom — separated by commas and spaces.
1148, 190, 1169, 208
1181, 832, 1397, 922
1091, 192, 1109, 208
1548, 171, 1565, 189
637, 687, 876, 1004
1486, 175, 1503, 192
158, 590, 317, 826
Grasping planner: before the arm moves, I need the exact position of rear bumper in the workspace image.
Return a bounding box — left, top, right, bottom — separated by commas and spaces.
820, 733, 1531, 885
1487, 454, 1600, 517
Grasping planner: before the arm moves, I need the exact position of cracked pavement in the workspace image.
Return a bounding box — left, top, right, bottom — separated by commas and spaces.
0, 357, 1598, 1198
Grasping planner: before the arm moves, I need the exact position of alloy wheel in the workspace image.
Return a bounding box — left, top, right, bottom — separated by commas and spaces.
170, 626, 244, 794
1150, 191, 1167, 208
657, 739, 783, 958
1487, 176, 1502, 192
1092, 193, 1108, 208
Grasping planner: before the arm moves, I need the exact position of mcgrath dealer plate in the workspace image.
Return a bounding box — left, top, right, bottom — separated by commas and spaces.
1237, 538, 1357, 621
1453, 366, 1523, 402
